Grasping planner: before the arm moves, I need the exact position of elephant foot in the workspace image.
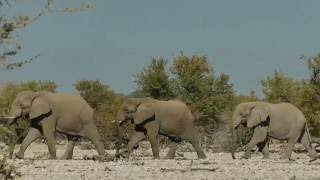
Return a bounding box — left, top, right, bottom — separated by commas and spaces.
84, 154, 115, 162
115, 149, 131, 159
49, 155, 57, 160
59, 155, 72, 160
198, 154, 207, 159
163, 155, 175, 160
280, 154, 290, 160
98, 154, 115, 162
262, 155, 269, 159
15, 152, 24, 159
279, 157, 294, 162
152, 156, 160, 160
308, 151, 318, 162
241, 154, 251, 159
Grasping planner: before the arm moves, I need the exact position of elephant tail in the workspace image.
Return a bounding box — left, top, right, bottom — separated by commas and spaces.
305, 123, 320, 148
305, 123, 320, 162
306, 123, 312, 144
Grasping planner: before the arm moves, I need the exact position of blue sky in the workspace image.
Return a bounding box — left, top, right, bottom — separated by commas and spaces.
1, 0, 320, 96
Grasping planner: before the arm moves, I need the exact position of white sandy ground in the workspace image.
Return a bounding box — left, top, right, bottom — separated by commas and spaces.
2, 142, 320, 180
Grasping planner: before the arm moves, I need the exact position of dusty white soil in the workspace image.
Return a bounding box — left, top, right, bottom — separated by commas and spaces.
2, 142, 320, 180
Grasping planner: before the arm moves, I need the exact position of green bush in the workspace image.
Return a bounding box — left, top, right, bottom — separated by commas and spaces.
0, 157, 20, 180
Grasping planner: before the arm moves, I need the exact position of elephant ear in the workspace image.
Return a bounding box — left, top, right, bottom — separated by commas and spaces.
247, 107, 269, 128
29, 97, 51, 120
133, 103, 154, 125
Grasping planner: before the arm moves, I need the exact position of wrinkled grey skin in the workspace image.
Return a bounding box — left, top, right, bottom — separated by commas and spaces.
231, 101, 318, 161
5, 91, 107, 160
116, 98, 206, 159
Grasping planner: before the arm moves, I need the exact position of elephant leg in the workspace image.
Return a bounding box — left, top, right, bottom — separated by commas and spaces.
181, 129, 206, 159
125, 132, 146, 151
15, 128, 41, 159
281, 140, 296, 160
281, 131, 301, 160
118, 131, 146, 158
145, 122, 160, 159
82, 124, 106, 156
300, 131, 318, 160
257, 137, 270, 159
242, 126, 267, 159
60, 135, 78, 160
42, 126, 57, 159
164, 140, 178, 159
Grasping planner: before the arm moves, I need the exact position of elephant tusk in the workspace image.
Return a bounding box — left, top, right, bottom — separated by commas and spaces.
4, 116, 16, 119
118, 120, 127, 127
5, 116, 18, 125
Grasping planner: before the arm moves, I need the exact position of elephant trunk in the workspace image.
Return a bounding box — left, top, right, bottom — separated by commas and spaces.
5, 117, 17, 126
231, 111, 242, 159
231, 126, 239, 159
232, 114, 243, 129
5, 105, 22, 125
116, 111, 127, 127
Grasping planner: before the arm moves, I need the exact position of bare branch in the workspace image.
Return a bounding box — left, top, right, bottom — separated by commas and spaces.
0, 54, 39, 70
0, 0, 95, 70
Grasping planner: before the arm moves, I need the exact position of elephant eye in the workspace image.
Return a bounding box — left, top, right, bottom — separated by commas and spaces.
19, 104, 26, 108
124, 108, 133, 114
240, 113, 247, 117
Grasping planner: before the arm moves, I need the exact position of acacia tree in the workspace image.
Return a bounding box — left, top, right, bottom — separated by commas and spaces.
261, 71, 300, 104
304, 54, 320, 87
170, 54, 234, 123
0, 0, 93, 70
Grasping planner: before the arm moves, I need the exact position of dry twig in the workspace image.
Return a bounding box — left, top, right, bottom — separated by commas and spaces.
160, 160, 218, 172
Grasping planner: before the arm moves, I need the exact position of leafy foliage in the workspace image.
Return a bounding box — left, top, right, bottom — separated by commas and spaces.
261, 71, 300, 104
305, 54, 320, 87
171, 55, 234, 131
134, 58, 174, 100
298, 54, 320, 135
0, 157, 20, 180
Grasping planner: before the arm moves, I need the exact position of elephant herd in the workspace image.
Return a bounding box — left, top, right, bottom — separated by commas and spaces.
2, 90, 319, 162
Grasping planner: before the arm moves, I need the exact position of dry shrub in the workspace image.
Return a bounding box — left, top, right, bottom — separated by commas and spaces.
0, 157, 20, 180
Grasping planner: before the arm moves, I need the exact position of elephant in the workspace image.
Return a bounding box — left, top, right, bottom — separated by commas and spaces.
231, 101, 318, 161
4, 91, 109, 160
116, 97, 206, 159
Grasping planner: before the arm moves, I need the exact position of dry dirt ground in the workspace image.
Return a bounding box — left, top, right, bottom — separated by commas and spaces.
2, 142, 320, 180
